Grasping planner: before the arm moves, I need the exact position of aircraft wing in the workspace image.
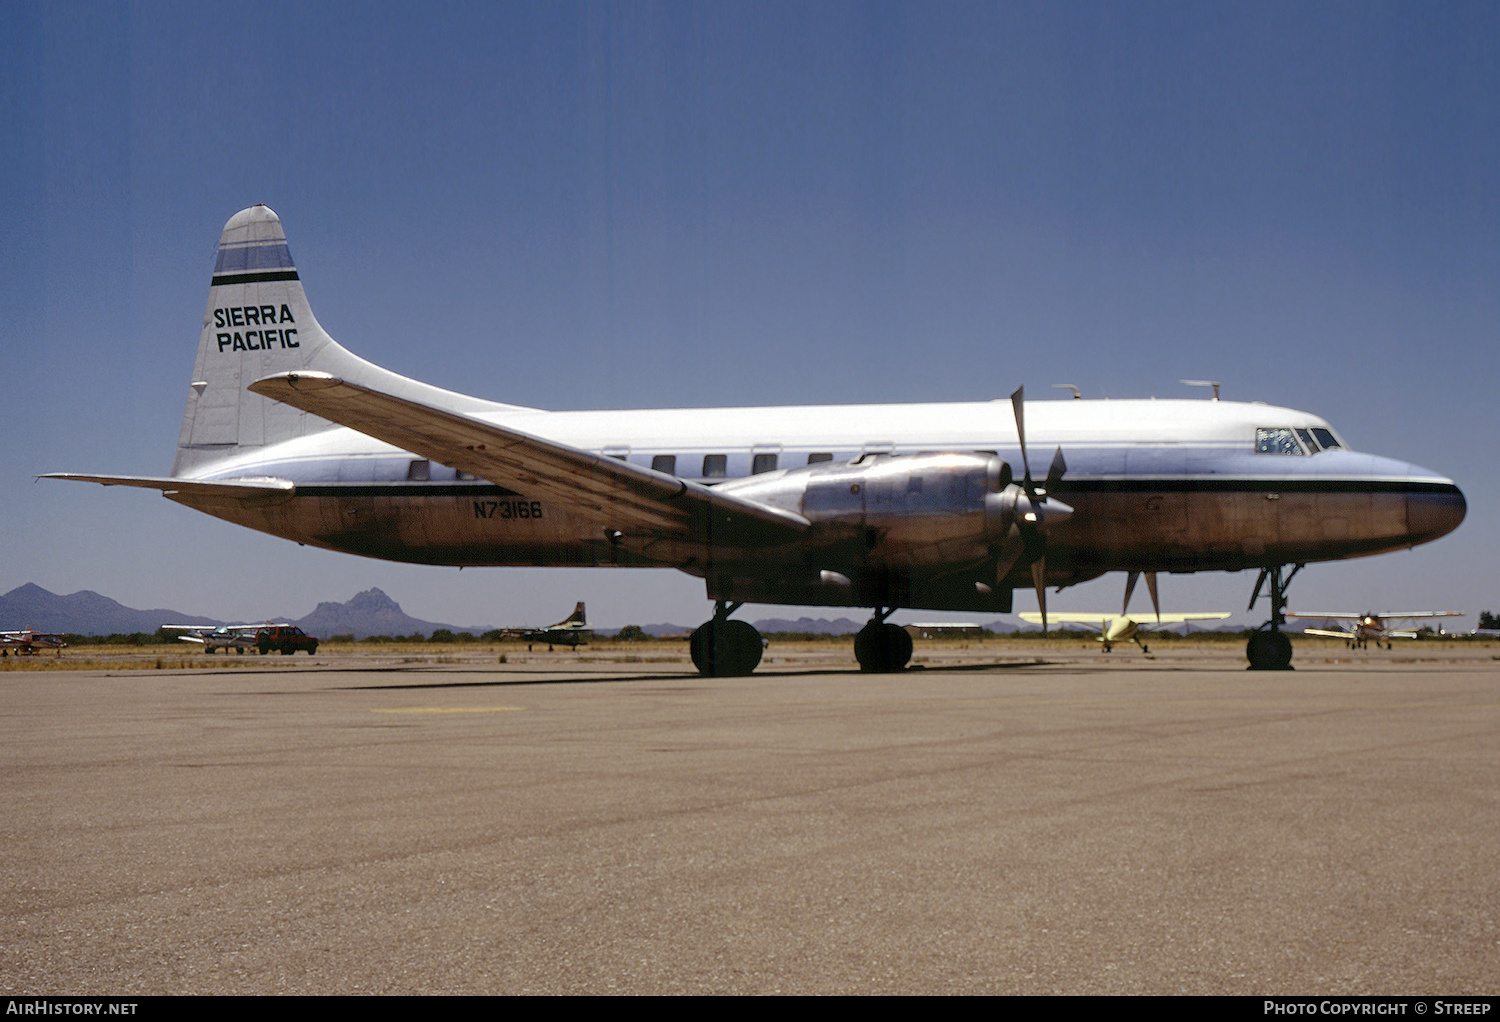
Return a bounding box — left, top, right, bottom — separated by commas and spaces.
1018, 612, 1231, 625
1375, 612, 1465, 620
1286, 612, 1361, 620
248, 371, 811, 546
1019, 613, 1111, 625
1302, 628, 1356, 639
41, 474, 295, 506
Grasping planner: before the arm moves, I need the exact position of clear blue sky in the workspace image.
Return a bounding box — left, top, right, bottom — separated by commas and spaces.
3, 0, 1495, 630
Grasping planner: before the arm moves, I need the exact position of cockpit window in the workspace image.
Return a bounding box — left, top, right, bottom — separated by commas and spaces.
1255, 428, 1304, 455
1295, 428, 1319, 452
1311, 427, 1342, 450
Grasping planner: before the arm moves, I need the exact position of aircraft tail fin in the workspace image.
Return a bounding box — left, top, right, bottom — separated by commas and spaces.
554, 602, 587, 627
174, 205, 526, 476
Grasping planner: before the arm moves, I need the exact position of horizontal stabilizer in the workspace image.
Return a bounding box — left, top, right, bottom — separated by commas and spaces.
248, 371, 810, 546
41, 473, 295, 505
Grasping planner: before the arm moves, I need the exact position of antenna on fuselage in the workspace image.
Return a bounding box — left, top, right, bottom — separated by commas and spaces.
1181, 380, 1221, 400
1052, 384, 1082, 399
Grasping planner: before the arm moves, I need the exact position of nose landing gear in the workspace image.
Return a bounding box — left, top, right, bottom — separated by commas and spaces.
1247, 563, 1302, 671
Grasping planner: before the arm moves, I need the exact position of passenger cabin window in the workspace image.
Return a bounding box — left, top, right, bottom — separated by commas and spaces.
407, 460, 430, 481
702, 454, 727, 478
1255, 428, 1304, 455
652, 454, 677, 475
752, 453, 778, 474
807, 453, 833, 464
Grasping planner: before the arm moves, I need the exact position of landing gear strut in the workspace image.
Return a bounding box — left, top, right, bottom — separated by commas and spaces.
1246, 563, 1302, 671
854, 608, 913, 673
690, 601, 763, 677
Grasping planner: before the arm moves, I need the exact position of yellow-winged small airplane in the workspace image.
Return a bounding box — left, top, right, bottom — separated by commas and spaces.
1019, 611, 1232, 653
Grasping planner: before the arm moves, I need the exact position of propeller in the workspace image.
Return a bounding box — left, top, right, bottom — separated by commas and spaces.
1123, 570, 1160, 622
994, 386, 1073, 632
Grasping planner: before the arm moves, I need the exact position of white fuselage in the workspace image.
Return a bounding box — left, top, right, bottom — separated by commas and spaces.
170, 396, 1465, 613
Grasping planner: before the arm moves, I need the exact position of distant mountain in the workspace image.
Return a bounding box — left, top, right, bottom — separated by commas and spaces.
752, 616, 866, 635
289, 587, 492, 639
614, 623, 695, 638
0, 583, 217, 635
0, 583, 493, 640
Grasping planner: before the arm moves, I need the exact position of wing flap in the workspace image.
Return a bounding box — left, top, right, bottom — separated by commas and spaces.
248, 371, 809, 545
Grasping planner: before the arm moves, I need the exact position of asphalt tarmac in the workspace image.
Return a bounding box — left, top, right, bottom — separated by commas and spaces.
3, 644, 1498, 994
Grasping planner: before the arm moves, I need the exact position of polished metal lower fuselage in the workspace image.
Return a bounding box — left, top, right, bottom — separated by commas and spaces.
174, 436, 1465, 614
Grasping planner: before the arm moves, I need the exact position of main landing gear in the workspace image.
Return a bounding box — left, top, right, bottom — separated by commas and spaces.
689, 602, 763, 677
854, 608, 913, 673
690, 603, 915, 676
1246, 563, 1302, 671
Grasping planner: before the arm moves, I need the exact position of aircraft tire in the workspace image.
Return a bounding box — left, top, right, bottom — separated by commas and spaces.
1246, 630, 1293, 671
854, 622, 913, 673
689, 619, 762, 677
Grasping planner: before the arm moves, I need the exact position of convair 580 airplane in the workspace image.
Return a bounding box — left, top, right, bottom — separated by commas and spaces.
47, 206, 1466, 674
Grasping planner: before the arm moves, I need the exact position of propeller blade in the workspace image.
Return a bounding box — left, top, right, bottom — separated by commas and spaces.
1010, 386, 1033, 492
1032, 558, 1048, 632
1042, 446, 1066, 496
1001, 388, 1069, 633
1248, 568, 1268, 612
1124, 570, 1162, 620
994, 533, 1025, 587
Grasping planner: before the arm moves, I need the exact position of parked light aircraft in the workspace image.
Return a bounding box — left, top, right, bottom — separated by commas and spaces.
1287, 611, 1465, 650
0, 630, 68, 655
44, 207, 1467, 674
505, 602, 592, 650
162, 623, 261, 654
1018, 611, 1231, 654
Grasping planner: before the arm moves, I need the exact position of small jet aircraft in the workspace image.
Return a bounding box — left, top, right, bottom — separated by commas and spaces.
44, 206, 1467, 675
506, 602, 592, 650
0, 630, 68, 656
162, 623, 262, 654
1286, 611, 1465, 650
1019, 611, 1232, 654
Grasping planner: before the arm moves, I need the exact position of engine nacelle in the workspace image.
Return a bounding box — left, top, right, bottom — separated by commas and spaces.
718, 452, 1020, 568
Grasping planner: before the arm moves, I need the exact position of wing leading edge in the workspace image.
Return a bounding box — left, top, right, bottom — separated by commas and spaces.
247, 371, 810, 547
